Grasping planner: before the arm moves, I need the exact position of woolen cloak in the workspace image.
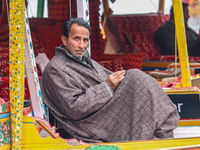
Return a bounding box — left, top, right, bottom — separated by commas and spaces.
40, 46, 180, 143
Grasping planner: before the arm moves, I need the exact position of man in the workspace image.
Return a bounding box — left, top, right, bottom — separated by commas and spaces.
154, 2, 200, 56
40, 17, 179, 143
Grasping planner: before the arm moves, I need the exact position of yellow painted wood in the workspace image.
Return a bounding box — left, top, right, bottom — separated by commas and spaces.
21, 116, 200, 150
164, 87, 200, 94
178, 119, 200, 126
0, 144, 11, 150
22, 116, 77, 149
172, 0, 191, 87
9, 0, 25, 149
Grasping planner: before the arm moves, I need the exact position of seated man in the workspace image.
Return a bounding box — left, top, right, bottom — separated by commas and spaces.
154, 2, 200, 56
40, 17, 180, 143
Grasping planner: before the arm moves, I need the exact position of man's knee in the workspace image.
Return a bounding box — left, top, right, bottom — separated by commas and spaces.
124, 69, 158, 89
125, 69, 149, 81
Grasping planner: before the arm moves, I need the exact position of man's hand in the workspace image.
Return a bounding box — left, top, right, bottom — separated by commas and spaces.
106, 70, 125, 91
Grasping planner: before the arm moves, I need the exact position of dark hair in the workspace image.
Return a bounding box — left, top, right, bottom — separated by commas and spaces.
170, 2, 188, 21
63, 17, 92, 39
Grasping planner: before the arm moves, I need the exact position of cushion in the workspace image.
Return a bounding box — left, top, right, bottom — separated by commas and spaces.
98, 59, 123, 72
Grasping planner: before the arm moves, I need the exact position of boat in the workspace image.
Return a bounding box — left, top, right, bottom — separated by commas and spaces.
0, 0, 200, 149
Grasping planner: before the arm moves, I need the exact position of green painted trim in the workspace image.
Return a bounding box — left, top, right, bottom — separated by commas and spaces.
37, 0, 44, 17
85, 145, 120, 150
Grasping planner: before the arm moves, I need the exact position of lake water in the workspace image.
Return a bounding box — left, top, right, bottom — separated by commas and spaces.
188, 15, 200, 34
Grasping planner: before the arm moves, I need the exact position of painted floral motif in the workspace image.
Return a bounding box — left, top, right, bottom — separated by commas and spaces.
0, 98, 10, 113
0, 119, 10, 146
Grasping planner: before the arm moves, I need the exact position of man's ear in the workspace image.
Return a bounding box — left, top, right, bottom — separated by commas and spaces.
61, 35, 67, 46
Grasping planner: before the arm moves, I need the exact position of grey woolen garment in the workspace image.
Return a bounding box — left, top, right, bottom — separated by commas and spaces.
40, 46, 180, 143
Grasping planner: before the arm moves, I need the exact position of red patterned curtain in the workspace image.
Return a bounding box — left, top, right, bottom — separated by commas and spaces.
48, 0, 104, 52
0, 0, 8, 25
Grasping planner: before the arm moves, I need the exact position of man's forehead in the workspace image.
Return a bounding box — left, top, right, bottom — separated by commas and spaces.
70, 24, 89, 32
68, 24, 89, 38
71, 23, 87, 29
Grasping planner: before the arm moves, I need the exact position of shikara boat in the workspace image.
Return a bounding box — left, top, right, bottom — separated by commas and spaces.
0, 0, 200, 149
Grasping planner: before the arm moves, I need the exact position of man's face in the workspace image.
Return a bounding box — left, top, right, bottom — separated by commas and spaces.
62, 23, 90, 58
183, 7, 190, 26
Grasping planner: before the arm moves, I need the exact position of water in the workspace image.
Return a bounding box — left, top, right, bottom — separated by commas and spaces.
188, 15, 200, 34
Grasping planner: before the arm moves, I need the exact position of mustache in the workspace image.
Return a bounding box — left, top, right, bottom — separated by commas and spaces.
80, 48, 87, 52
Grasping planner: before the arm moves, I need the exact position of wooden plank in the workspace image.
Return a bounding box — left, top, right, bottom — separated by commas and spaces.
9, 0, 25, 149
25, 8, 44, 119
22, 116, 200, 150
76, 0, 91, 55
158, 0, 165, 14
172, 0, 191, 87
